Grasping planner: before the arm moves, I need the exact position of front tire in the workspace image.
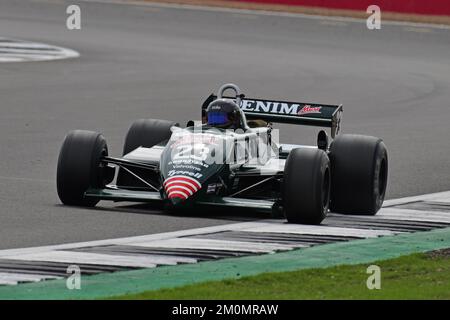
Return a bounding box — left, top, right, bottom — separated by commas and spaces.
56, 130, 108, 207
330, 134, 388, 215
283, 148, 331, 225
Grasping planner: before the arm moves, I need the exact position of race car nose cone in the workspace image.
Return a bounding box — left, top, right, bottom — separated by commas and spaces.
163, 175, 202, 205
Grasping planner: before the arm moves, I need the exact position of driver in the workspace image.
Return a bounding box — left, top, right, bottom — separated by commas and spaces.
205, 99, 245, 129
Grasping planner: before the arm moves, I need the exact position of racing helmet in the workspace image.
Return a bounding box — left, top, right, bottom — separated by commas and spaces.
206, 99, 244, 129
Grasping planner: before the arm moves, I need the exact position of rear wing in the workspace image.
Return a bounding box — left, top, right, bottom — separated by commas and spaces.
202, 84, 343, 138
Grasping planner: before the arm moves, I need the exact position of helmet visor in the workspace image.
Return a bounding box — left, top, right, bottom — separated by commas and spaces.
207, 111, 229, 126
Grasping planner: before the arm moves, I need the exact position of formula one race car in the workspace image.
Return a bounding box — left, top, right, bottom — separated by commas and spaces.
56, 84, 388, 225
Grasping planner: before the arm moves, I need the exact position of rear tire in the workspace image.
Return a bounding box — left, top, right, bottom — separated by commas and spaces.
330, 134, 388, 215
122, 119, 177, 155
57, 130, 108, 207
283, 148, 331, 225
118, 119, 176, 188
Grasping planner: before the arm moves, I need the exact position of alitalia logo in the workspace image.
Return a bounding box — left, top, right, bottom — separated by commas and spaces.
240, 99, 322, 116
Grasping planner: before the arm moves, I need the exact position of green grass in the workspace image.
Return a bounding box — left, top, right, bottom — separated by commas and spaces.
111, 251, 450, 299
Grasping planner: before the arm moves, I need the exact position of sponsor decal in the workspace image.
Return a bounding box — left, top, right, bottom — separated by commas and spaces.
240, 99, 322, 116
206, 183, 216, 194
163, 175, 202, 200
298, 105, 322, 115
167, 170, 203, 179
240, 99, 299, 115
206, 183, 222, 194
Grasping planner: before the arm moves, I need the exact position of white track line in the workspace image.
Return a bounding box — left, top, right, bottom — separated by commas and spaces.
132, 238, 299, 253
79, 0, 450, 30
432, 199, 450, 204
8, 251, 162, 268
0, 221, 265, 258
376, 208, 450, 223
0, 38, 79, 63
0, 273, 61, 286
240, 223, 396, 238
383, 191, 450, 206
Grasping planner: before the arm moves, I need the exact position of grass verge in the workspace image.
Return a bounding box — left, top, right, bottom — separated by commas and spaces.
112, 249, 450, 299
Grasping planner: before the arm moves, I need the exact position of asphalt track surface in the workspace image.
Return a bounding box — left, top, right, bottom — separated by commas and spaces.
0, 0, 449, 249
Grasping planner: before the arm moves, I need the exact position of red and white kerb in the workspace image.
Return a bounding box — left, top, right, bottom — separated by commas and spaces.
163, 176, 202, 200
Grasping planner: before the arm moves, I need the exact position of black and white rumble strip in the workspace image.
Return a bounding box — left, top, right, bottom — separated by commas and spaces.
0, 191, 449, 285
0, 38, 79, 62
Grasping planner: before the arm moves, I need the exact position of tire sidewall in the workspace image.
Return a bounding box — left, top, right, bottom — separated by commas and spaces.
283, 148, 330, 224
371, 142, 388, 213
330, 134, 388, 215
57, 130, 107, 206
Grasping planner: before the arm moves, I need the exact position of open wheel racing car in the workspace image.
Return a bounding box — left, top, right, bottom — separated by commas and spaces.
56, 83, 388, 225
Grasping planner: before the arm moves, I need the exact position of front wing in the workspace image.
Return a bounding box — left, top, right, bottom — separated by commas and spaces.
84, 188, 275, 213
